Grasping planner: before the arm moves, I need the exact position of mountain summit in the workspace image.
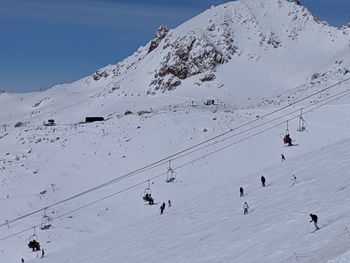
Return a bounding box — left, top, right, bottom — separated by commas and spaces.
86, 0, 349, 105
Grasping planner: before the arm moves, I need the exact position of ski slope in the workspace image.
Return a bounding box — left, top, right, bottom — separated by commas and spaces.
23, 108, 350, 263
0, 99, 350, 263
0, 0, 350, 262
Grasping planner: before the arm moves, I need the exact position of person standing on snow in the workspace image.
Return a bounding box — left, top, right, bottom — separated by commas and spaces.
168, 200, 172, 208
261, 176, 266, 187
240, 187, 244, 197
160, 202, 166, 215
281, 154, 286, 162
291, 175, 297, 185
243, 202, 249, 215
309, 214, 320, 230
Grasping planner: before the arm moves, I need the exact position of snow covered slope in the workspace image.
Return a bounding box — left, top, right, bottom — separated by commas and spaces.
0, 0, 350, 262
25, 133, 350, 263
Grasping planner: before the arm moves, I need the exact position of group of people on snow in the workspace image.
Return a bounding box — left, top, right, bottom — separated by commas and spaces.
143, 191, 172, 215
238, 156, 319, 231
160, 200, 171, 214
239, 175, 266, 215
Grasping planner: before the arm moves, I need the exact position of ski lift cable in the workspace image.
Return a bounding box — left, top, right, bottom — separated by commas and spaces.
0, 111, 318, 242
0, 175, 167, 242
166, 89, 350, 173
169, 87, 350, 163
2, 81, 350, 229
1, 78, 350, 229
1, 89, 350, 242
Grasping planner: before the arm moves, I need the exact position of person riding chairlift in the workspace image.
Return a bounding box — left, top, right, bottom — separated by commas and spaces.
283, 134, 293, 146
143, 193, 154, 205
28, 239, 40, 252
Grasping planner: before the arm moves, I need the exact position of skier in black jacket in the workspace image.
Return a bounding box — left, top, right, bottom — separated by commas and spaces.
240, 187, 244, 197
281, 154, 286, 162
261, 176, 266, 187
160, 202, 166, 215
309, 214, 320, 230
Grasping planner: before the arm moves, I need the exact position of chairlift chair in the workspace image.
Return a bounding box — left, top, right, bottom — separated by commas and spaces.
166, 162, 177, 183
297, 109, 307, 132
142, 180, 152, 201
27, 227, 38, 243
284, 121, 290, 136
40, 215, 52, 230
282, 121, 293, 146
27, 227, 41, 251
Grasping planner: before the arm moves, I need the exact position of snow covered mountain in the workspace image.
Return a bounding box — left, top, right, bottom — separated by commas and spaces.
88, 0, 350, 103
1, 0, 350, 262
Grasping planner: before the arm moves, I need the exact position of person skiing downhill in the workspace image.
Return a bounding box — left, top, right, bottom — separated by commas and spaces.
261, 176, 266, 187
309, 214, 320, 230
240, 187, 244, 197
243, 202, 249, 215
160, 202, 166, 215
291, 175, 297, 186
168, 200, 172, 208
281, 154, 286, 162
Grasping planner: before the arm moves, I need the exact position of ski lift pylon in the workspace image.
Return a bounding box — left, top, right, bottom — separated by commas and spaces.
166, 161, 177, 183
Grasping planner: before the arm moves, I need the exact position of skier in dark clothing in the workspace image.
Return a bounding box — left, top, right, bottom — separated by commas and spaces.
309, 214, 320, 230
261, 176, 266, 187
168, 200, 172, 208
21, 259, 24, 263
281, 154, 286, 162
240, 187, 244, 197
160, 202, 166, 215
291, 174, 297, 186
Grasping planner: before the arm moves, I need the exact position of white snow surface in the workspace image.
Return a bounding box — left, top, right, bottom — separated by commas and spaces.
0, 0, 350, 262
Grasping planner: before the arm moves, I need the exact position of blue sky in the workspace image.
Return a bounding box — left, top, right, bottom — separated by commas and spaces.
0, 0, 349, 93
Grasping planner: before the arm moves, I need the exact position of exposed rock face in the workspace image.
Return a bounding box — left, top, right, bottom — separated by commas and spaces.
93, 69, 108, 81
151, 27, 237, 91
200, 73, 216, 82
148, 26, 169, 53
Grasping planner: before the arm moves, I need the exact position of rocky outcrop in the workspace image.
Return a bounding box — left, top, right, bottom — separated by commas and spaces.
151, 28, 237, 91
148, 26, 169, 53
93, 69, 108, 81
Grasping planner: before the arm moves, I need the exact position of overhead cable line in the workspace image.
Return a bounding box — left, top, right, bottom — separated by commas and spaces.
1, 77, 350, 229
1, 86, 350, 242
